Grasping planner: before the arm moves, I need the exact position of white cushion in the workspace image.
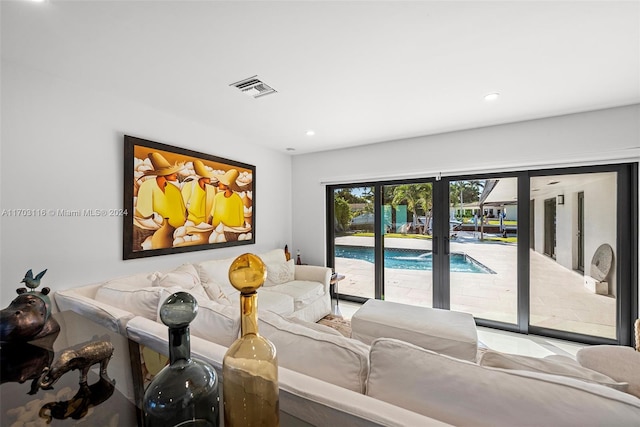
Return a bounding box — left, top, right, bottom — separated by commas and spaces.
479, 349, 629, 392
258, 311, 370, 393
367, 338, 640, 426
351, 299, 478, 361
264, 259, 295, 286
577, 345, 640, 399
188, 298, 240, 347
149, 263, 208, 299
95, 283, 164, 320
227, 289, 294, 317
262, 281, 324, 311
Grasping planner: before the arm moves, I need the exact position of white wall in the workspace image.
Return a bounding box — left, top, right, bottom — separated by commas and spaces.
291, 105, 639, 304
1, 61, 292, 307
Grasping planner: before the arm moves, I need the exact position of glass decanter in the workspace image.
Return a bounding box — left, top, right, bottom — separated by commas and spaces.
223, 253, 279, 426
143, 291, 220, 427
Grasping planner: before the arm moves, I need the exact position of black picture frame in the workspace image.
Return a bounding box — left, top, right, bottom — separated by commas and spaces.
123, 135, 255, 260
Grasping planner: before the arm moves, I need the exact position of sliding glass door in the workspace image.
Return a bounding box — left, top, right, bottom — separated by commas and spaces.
448, 177, 519, 325
332, 186, 376, 299
327, 163, 637, 345
382, 182, 434, 307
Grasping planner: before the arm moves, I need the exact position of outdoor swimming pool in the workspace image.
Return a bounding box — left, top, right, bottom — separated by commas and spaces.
335, 246, 495, 274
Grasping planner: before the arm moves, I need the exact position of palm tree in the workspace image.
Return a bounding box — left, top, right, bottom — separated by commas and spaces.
392, 184, 432, 234
418, 183, 433, 234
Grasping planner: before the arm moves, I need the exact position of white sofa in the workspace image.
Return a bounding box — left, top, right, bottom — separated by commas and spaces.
53, 249, 640, 426
55, 249, 332, 338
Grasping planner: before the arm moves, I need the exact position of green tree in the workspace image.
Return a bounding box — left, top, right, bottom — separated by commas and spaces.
334, 196, 351, 231
335, 188, 367, 204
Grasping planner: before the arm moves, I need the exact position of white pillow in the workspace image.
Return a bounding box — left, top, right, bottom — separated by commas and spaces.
264, 259, 295, 287
194, 258, 237, 298
479, 350, 629, 392
257, 249, 287, 265
200, 280, 232, 306
149, 263, 208, 299
577, 345, 640, 399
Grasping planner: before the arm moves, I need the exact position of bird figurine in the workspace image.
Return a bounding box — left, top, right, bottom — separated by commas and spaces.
20, 269, 48, 291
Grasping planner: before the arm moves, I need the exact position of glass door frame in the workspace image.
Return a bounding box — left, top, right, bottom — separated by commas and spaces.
437, 171, 527, 334
326, 182, 382, 304
527, 163, 638, 346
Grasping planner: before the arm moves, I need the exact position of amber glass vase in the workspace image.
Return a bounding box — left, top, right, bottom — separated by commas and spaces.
143, 292, 220, 427
223, 254, 279, 426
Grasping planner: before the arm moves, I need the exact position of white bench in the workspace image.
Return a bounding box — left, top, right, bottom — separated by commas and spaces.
351, 299, 478, 361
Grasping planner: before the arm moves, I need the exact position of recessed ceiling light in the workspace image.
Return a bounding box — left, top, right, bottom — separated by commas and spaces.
484, 92, 500, 101
306, 130, 315, 136
286, 147, 295, 152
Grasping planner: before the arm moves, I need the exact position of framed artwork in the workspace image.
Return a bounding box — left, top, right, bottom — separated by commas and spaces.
123, 135, 255, 260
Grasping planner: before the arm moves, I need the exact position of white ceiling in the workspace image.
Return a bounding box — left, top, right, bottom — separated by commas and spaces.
2, 1, 639, 155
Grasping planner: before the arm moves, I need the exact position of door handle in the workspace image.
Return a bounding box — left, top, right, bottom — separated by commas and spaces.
445, 237, 450, 255
433, 237, 438, 255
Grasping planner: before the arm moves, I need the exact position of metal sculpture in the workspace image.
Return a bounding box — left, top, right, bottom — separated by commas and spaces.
38, 340, 115, 389
0, 269, 60, 343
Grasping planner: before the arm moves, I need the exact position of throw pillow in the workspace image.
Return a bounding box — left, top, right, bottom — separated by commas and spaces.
577, 345, 640, 399
258, 248, 287, 265
479, 349, 629, 392
285, 315, 344, 337
264, 259, 295, 287
200, 279, 232, 306
149, 263, 208, 299
193, 258, 237, 298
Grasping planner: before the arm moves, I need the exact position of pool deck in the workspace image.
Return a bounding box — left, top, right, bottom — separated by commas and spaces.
334, 232, 616, 339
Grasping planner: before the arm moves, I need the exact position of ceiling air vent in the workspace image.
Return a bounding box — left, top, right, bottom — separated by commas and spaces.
230, 75, 277, 99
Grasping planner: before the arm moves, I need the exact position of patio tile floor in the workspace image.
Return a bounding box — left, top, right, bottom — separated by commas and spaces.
335, 234, 616, 340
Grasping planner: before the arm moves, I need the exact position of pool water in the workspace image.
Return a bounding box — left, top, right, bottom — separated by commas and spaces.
335, 246, 495, 274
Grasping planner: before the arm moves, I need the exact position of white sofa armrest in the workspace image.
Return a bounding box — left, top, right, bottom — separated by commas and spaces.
54, 288, 134, 335
294, 265, 332, 293
279, 368, 450, 427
